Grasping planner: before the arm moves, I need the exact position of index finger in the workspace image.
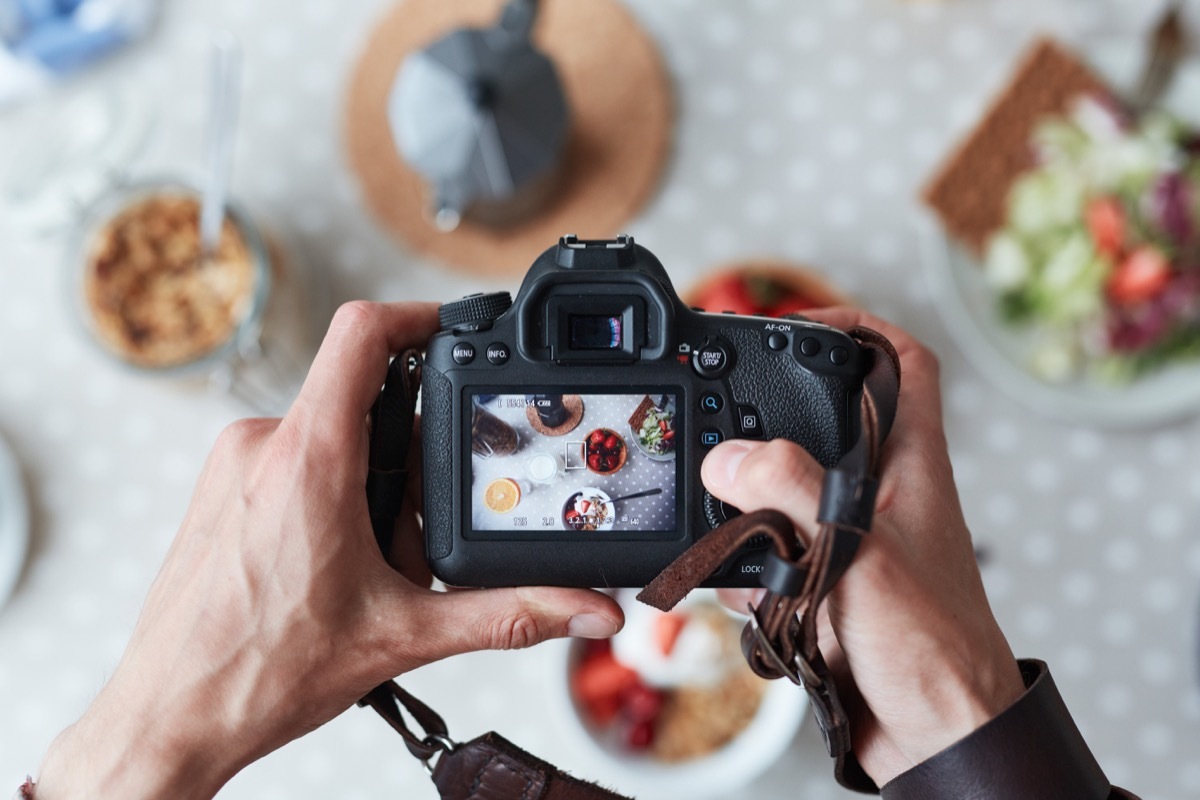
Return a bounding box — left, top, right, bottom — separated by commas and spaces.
289, 301, 441, 440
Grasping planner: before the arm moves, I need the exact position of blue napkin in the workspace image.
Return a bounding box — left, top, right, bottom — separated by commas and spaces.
0, 0, 157, 107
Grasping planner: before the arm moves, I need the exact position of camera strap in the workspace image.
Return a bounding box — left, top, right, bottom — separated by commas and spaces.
358, 325, 899, 798
637, 325, 901, 794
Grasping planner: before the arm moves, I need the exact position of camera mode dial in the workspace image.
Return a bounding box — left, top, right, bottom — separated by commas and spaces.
439, 292, 513, 332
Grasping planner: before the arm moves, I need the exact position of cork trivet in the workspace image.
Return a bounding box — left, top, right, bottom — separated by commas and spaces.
921, 38, 1112, 256
343, 0, 674, 276
526, 394, 584, 436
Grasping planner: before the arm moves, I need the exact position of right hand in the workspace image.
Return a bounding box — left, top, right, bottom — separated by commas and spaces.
705, 307, 1024, 786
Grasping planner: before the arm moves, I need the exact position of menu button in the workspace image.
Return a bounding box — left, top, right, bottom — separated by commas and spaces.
452, 342, 476, 364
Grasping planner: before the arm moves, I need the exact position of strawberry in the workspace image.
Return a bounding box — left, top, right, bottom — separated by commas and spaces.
620, 683, 664, 723
604, 434, 620, 451
1086, 196, 1126, 260
587, 453, 603, 471
767, 292, 820, 318
588, 430, 606, 446
579, 499, 591, 514
625, 719, 655, 750
584, 693, 621, 725
1108, 246, 1171, 306
693, 273, 758, 315
580, 638, 612, 660
573, 653, 638, 710
654, 613, 688, 656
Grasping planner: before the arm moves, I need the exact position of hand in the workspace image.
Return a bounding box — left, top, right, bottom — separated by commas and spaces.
35, 301, 623, 800
707, 307, 1024, 786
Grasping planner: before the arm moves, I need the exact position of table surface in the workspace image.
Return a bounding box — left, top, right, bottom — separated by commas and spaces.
2, 1, 1199, 798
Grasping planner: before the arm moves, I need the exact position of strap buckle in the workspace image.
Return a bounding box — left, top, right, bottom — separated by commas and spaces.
742, 611, 802, 686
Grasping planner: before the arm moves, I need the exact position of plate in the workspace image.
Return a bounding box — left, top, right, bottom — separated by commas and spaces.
0, 431, 30, 612
562, 488, 615, 531
628, 397, 677, 462
920, 40, 1200, 428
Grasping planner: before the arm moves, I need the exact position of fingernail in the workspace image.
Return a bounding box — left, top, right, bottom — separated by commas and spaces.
707, 440, 757, 489
567, 613, 618, 639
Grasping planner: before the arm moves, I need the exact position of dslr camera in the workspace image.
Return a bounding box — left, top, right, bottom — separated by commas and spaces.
422, 236, 870, 588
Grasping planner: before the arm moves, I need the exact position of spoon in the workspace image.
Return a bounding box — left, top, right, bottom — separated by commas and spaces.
199, 32, 242, 257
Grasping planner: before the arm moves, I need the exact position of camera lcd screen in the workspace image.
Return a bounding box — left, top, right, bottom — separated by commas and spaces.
568, 314, 623, 350
469, 392, 679, 535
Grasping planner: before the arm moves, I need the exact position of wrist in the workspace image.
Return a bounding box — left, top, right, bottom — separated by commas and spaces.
891, 630, 1025, 779
36, 682, 238, 800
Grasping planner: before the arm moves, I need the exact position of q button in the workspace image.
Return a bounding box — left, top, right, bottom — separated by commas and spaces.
699, 392, 725, 415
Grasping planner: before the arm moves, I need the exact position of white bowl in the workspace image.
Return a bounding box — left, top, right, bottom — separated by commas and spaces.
544, 635, 807, 800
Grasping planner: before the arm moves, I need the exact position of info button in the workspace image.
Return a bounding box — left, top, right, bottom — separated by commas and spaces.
486, 342, 510, 365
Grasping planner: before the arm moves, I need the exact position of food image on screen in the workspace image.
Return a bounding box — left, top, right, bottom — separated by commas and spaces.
470, 392, 679, 534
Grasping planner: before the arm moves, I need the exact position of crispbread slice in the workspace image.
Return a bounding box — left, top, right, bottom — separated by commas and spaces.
922, 38, 1114, 255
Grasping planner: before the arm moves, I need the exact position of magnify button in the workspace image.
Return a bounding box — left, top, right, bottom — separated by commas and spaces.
700, 392, 724, 415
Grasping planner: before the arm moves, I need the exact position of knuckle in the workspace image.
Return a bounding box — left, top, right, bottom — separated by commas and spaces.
214, 418, 263, 455
483, 610, 546, 651
332, 300, 379, 335
907, 342, 941, 378
743, 440, 807, 488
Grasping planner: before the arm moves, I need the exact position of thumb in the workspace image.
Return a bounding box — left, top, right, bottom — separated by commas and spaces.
410, 587, 624, 661
701, 439, 825, 532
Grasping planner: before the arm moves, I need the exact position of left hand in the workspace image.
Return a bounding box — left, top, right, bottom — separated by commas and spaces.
35, 301, 623, 800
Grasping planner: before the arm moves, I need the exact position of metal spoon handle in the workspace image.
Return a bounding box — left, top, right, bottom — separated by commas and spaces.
608, 488, 664, 504
200, 32, 242, 255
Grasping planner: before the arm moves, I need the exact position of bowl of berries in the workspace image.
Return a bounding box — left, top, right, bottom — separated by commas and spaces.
582, 428, 628, 476
549, 591, 807, 799
683, 259, 851, 318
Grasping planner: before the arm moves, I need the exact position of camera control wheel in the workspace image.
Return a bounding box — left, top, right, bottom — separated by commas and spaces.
439, 292, 513, 331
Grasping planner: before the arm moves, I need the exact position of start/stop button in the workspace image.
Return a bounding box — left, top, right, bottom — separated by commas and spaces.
692, 341, 730, 378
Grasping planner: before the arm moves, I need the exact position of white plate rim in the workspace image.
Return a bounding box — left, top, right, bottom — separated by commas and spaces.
0, 431, 30, 612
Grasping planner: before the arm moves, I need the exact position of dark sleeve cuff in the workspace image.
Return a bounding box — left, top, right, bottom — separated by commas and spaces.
879, 659, 1129, 800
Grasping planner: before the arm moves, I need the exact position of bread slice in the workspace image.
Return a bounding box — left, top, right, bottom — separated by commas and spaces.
922, 38, 1114, 255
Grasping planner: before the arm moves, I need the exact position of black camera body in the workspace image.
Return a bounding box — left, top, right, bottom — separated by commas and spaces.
422, 236, 868, 588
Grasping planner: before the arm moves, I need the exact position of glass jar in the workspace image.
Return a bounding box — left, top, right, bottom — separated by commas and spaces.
66, 177, 273, 378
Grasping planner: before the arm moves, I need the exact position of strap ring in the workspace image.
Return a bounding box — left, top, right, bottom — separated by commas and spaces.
420, 733, 458, 775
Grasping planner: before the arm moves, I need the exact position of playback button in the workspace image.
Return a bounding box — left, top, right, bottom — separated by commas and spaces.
700, 429, 724, 448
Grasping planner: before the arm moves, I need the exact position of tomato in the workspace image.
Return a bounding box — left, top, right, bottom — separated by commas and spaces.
1108, 246, 1171, 306
1087, 196, 1127, 260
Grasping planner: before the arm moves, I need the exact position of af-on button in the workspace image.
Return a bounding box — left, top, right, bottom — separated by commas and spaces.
692, 341, 730, 378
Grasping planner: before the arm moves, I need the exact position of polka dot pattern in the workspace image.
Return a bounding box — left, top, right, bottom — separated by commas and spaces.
1, 1, 1198, 798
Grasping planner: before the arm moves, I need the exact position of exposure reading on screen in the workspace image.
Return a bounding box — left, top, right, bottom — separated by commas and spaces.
470, 392, 678, 533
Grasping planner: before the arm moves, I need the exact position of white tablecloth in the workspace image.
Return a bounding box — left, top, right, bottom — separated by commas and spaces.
2, 1, 1198, 798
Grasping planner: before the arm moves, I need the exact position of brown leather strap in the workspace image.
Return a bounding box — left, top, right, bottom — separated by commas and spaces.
880, 661, 1119, 800
433, 733, 630, 800
638, 325, 901, 795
